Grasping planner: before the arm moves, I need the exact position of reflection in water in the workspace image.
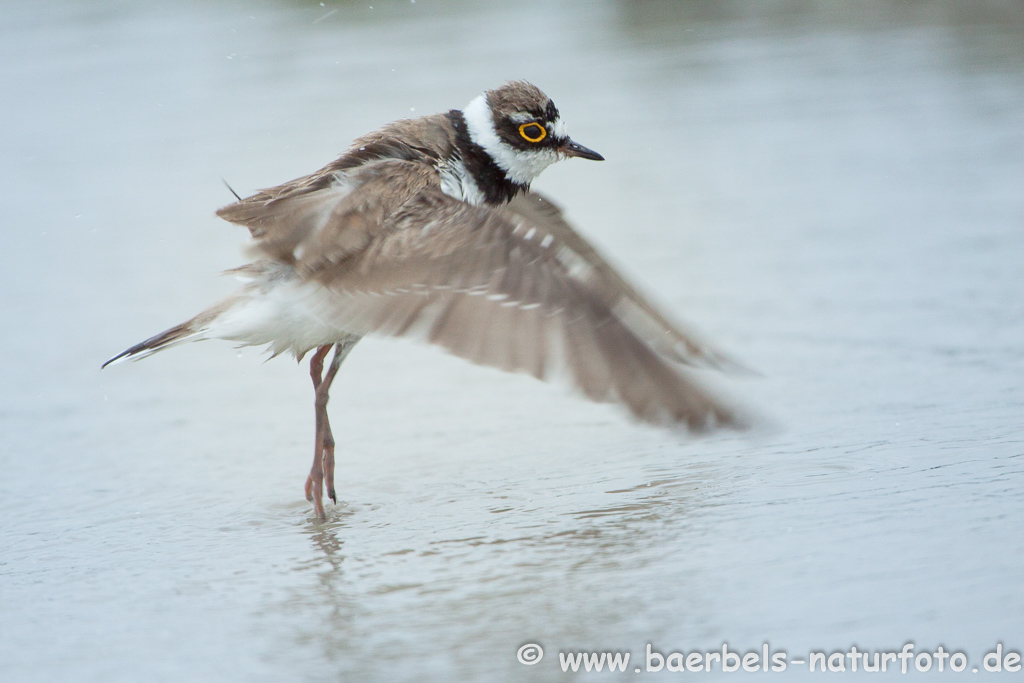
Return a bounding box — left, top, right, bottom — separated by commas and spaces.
278, 453, 737, 679
291, 515, 355, 657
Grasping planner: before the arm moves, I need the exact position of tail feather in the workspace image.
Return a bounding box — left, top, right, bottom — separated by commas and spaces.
102, 300, 233, 369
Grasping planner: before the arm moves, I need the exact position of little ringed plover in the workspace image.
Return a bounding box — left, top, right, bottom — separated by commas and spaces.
104, 81, 748, 519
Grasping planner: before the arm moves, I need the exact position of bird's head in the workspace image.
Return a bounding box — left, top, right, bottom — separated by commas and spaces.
461, 80, 603, 186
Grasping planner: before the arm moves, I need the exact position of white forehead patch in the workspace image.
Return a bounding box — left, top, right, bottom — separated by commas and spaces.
551, 116, 568, 138
463, 94, 561, 186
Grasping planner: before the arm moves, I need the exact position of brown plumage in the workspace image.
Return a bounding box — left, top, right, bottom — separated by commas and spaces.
104, 81, 750, 519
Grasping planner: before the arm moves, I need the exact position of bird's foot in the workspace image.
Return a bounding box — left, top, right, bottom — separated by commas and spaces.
305, 469, 326, 520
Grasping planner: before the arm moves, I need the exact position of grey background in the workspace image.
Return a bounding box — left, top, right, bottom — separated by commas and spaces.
2, 1, 1022, 680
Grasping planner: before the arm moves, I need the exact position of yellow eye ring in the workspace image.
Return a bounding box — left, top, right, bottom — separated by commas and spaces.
519, 122, 547, 143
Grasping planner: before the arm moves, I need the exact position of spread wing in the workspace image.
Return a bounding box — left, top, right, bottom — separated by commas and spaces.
505, 192, 749, 373
216, 149, 440, 264
215, 114, 457, 263
286, 186, 745, 431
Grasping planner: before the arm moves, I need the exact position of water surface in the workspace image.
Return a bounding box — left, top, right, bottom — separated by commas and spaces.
2, 1, 1022, 680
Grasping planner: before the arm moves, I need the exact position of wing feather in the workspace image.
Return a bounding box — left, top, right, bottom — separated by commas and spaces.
217, 151, 747, 430
505, 192, 750, 373
287, 188, 744, 431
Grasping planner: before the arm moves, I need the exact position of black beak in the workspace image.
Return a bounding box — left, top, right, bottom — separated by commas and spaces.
560, 139, 604, 161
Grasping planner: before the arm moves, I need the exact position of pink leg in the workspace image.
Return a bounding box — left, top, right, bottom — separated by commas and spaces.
305, 345, 332, 519
304, 340, 357, 520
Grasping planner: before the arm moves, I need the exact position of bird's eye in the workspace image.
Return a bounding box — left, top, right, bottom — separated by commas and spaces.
518, 122, 547, 143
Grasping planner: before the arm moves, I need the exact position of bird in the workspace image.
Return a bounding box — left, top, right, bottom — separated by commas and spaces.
104, 81, 748, 519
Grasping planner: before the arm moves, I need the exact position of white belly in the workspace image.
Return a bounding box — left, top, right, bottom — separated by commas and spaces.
208, 267, 359, 358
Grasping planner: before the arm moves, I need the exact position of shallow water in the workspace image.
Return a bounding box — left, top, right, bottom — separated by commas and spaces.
2, 1, 1023, 680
